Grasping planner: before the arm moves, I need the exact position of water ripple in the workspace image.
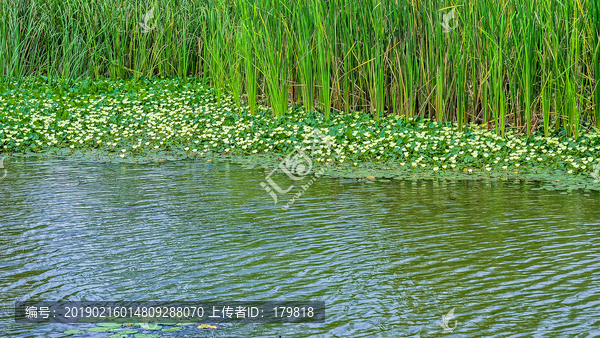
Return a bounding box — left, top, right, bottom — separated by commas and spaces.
0, 157, 599, 337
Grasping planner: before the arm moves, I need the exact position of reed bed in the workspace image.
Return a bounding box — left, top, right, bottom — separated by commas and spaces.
2, 0, 600, 136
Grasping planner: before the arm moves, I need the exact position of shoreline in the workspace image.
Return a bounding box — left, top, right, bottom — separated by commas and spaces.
1, 77, 600, 193
4, 149, 600, 192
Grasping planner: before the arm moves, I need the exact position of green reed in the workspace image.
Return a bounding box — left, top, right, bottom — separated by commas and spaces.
590, 0, 600, 128
1, 0, 599, 135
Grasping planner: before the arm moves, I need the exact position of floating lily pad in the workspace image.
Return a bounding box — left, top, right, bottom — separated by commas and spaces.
96, 322, 122, 328
136, 324, 162, 330
134, 334, 159, 338
63, 329, 85, 335
162, 327, 182, 331
87, 326, 115, 332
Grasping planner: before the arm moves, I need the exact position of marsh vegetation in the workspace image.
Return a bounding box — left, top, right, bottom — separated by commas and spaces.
2, 0, 600, 138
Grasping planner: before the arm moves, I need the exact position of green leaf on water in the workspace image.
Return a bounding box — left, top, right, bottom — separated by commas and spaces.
162, 327, 182, 331
140, 324, 162, 330
87, 326, 115, 332
63, 329, 85, 335
96, 322, 122, 328
134, 334, 159, 338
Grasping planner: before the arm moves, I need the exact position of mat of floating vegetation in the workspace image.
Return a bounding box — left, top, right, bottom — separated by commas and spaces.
2, 78, 599, 180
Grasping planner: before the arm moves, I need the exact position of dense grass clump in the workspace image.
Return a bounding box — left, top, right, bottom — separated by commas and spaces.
1, 0, 600, 136
1, 78, 600, 177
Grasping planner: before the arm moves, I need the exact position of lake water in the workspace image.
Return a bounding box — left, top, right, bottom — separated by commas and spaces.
1, 157, 599, 337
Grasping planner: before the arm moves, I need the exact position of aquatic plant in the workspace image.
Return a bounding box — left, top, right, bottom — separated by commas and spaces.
1, 78, 599, 177
1, 0, 599, 134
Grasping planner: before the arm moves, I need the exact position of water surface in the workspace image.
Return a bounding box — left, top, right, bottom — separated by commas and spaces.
1, 157, 599, 337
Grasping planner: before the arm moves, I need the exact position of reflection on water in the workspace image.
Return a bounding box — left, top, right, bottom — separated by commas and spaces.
0, 157, 599, 337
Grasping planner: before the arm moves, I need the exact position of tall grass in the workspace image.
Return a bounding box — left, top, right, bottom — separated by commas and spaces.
593, 0, 600, 127
1, 0, 599, 136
